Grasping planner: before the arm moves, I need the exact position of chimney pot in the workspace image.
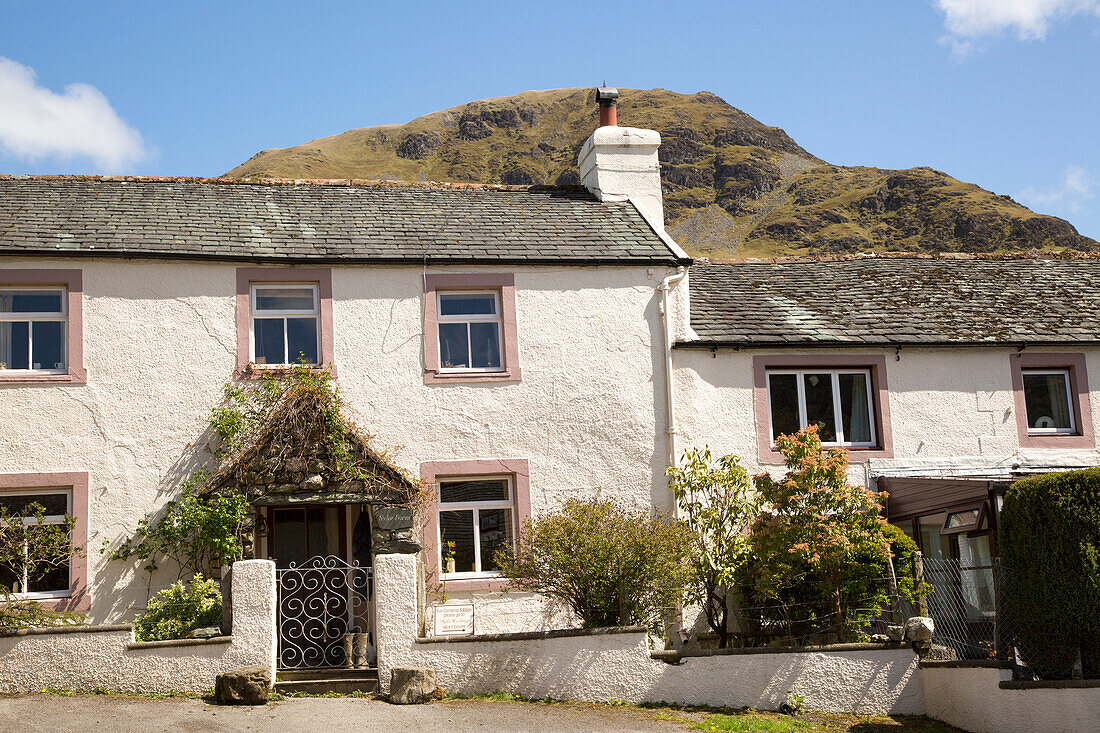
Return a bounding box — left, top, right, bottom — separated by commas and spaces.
596, 86, 618, 127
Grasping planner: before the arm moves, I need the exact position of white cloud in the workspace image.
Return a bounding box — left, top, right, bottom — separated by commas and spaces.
0, 57, 149, 171
936, 0, 1100, 41
1019, 165, 1094, 214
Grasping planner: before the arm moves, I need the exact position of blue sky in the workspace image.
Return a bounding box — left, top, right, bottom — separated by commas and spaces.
2, 1, 1098, 238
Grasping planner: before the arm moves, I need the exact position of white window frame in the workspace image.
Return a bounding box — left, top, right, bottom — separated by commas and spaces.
0, 488, 72, 599
249, 283, 321, 366
0, 286, 67, 374
766, 368, 877, 448
1021, 368, 1076, 434
437, 475, 514, 579
436, 290, 504, 374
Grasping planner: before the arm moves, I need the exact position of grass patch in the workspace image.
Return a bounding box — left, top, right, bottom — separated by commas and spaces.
691, 713, 811, 732
39, 687, 204, 700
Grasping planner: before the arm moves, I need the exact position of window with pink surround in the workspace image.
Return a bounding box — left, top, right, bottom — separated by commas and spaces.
0, 472, 90, 612
236, 267, 335, 375
753, 354, 894, 463
1010, 352, 1094, 449
423, 273, 521, 384
420, 458, 531, 592
0, 270, 85, 384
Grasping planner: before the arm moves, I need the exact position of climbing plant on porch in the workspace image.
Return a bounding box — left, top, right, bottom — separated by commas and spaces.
110, 365, 425, 579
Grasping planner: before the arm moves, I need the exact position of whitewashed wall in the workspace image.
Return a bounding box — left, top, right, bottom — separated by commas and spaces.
375, 553, 923, 714
674, 346, 1100, 484
0, 256, 677, 629
0, 559, 275, 694
921, 664, 1100, 733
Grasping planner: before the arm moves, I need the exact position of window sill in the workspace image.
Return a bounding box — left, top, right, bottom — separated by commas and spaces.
759, 445, 893, 464
439, 576, 512, 592
0, 594, 91, 613
424, 368, 522, 385
0, 371, 86, 385
236, 363, 337, 380
1018, 432, 1095, 449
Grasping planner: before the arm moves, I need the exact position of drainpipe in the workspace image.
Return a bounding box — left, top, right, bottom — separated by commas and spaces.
659, 266, 688, 482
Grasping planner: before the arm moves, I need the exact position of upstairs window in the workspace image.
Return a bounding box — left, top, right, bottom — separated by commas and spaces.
250, 284, 320, 366
767, 369, 876, 447
0, 288, 66, 373
0, 490, 72, 598
1021, 369, 1075, 434
437, 477, 513, 578
437, 292, 503, 372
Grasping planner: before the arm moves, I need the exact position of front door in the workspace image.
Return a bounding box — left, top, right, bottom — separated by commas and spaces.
262, 505, 374, 669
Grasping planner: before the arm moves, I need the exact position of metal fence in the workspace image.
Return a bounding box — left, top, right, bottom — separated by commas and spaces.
920, 557, 1000, 661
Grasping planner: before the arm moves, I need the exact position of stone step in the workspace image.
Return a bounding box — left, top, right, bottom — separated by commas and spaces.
277, 667, 377, 682
274, 676, 379, 696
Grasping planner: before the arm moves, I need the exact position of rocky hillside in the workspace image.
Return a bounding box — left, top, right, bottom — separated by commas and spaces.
226, 88, 1095, 258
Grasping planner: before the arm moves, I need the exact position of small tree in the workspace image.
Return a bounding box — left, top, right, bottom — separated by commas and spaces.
496, 498, 694, 630
0, 502, 84, 630
749, 425, 891, 642
667, 447, 759, 648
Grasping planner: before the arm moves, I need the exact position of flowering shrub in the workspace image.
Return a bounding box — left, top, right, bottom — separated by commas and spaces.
134, 575, 222, 642
745, 425, 908, 642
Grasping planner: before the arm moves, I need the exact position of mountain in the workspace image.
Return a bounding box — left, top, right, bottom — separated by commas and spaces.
225, 88, 1095, 258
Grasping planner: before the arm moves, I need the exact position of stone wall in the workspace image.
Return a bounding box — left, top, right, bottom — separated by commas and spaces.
0, 560, 276, 694
374, 553, 924, 714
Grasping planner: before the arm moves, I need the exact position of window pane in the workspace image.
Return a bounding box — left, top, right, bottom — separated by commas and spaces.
944, 509, 980, 531
438, 323, 469, 368
31, 321, 64, 370
1, 321, 29, 370
767, 373, 800, 439
0, 562, 17, 594
0, 290, 63, 313
27, 558, 69, 594
439, 510, 475, 573
470, 322, 501, 369
254, 318, 285, 365
1023, 372, 1073, 430
478, 508, 512, 573
440, 479, 509, 503
255, 287, 315, 311
286, 318, 319, 365
803, 373, 837, 442
439, 294, 496, 316
0, 493, 68, 517
838, 373, 872, 444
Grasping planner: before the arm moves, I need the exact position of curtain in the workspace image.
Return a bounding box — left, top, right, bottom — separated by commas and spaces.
847, 374, 872, 443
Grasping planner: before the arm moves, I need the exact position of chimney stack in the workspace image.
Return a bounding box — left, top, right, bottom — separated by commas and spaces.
596, 87, 618, 127
578, 88, 665, 231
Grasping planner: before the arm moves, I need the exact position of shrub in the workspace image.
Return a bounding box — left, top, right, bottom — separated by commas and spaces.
747, 425, 899, 642
0, 502, 85, 631
1001, 468, 1100, 679
496, 498, 695, 629
667, 447, 759, 648
135, 575, 222, 642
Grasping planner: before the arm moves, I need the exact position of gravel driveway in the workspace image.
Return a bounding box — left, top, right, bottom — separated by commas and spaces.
0, 695, 690, 733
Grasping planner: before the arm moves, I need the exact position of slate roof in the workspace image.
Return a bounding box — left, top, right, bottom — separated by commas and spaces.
685, 257, 1100, 346
0, 176, 686, 265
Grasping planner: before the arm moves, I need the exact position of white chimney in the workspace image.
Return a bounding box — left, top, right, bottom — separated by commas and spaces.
577, 88, 665, 232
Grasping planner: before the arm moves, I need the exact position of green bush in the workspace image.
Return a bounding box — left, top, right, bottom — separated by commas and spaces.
135, 575, 222, 642
496, 498, 695, 629
1001, 468, 1100, 679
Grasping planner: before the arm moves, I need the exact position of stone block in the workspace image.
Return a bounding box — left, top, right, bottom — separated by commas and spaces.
904, 616, 934, 642
390, 666, 436, 705
884, 624, 905, 642
214, 665, 271, 705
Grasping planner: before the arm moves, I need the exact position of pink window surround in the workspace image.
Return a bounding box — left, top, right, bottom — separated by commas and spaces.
422, 273, 521, 384
235, 267, 335, 377
420, 458, 531, 592
0, 472, 90, 612
0, 269, 86, 384
753, 354, 894, 463
1010, 352, 1094, 449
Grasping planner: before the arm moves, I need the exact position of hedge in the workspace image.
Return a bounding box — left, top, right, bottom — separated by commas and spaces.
1001, 468, 1100, 679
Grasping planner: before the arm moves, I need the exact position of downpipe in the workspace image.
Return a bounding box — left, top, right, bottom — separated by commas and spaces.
658, 266, 688, 490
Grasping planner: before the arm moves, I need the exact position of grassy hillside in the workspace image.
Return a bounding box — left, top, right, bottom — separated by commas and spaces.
226, 88, 1095, 258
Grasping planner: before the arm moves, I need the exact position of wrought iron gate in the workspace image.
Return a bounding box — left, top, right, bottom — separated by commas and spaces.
276, 555, 373, 669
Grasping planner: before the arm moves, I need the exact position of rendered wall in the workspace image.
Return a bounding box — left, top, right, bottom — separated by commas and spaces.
375, 553, 923, 714
921, 665, 1100, 733
674, 346, 1100, 484
0, 257, 675, 630
0, 559, 276, 694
